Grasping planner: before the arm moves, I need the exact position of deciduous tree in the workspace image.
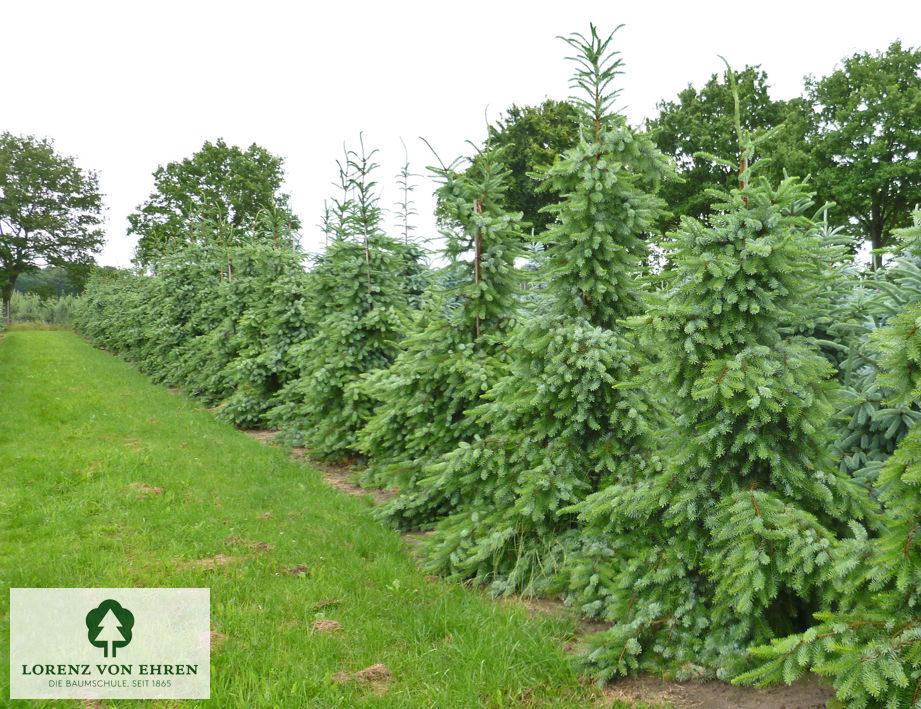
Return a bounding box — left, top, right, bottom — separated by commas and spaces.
805, 42, 921, 268
129, 138, 299, 268
645, 66, 803, 232
0, 132, 104, 323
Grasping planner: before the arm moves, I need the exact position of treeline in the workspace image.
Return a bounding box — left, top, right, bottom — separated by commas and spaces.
7, 265, 117, 326
74, 27, 921, 708
482, 41, 921, 269
7, 291, 79, 325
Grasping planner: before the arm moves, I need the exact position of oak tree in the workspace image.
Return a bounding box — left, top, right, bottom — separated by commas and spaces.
0, 132, 104, 323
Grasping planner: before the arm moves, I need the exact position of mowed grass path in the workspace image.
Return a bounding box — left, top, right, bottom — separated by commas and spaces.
0, 331, 608, 708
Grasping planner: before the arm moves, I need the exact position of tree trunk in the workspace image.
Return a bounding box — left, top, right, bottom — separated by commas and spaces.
2, 274, 17, 325
869, 201, 883, 271
473, 199, 483, 340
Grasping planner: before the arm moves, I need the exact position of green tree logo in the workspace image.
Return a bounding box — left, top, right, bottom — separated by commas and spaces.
86, 599, 134, 657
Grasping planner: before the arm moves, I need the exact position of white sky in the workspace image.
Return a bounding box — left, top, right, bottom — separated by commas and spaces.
4, 0, 920, 267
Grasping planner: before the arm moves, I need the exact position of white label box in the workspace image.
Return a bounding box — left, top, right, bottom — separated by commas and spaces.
9, 588, 210, 699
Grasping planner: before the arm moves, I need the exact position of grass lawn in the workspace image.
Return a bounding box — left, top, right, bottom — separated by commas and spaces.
0, 331, 649, 708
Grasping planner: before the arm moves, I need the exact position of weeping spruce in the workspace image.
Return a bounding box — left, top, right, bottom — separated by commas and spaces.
418, 25, 670, 595
75, 213, 309, 423
269, 139, 421, 457
212, 245, 314, 427
565, 71, 870, 681
738, 214, 921, 708
357, 146, 524, 527
828, 243, 921, 490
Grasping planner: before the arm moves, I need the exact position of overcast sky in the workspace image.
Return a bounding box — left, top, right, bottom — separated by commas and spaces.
5, 1, 920, 267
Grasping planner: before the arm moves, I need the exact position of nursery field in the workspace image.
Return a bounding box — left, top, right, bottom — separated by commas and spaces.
6, 25, 921, 708
0, 331, 615, 708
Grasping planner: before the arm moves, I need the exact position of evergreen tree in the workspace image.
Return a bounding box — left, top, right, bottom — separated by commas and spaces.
417, 25, 670, 595
829, 254, 921, 490
136, 238, 232, 396
804, 217, 921, 492
739, 213, 921, 708
76, 212, 313, 424
268, 138, 421, 457
391, 144, 431, 308
394, 139, 419, 245
564, 68, 869, 681
75, 236, 233, 398
211, 213, 314, 427
75, 267, 157, 359
357, 144, 525, 527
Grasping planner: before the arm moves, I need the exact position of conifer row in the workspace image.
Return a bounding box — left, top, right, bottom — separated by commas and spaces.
75, 27, 921, 707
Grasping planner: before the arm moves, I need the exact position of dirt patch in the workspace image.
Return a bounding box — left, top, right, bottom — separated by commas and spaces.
123, 439, 143, 449
241, 429, 395, 503
310, 597, 341, 611
599, 673, 834, 709
307, 459, 396, 504
504, 598, 832, 708
311, 619, 342, 632
333, 663, 391, 693
225, 534, 273, 551
242, 429, 279, 445
179, 554, 240, 571
209, 629, 226, 648
503, 595, 570, 618
128, 482, 164, 496
167, 387, 181, 396
257, 511, 273, 519
283, 564, 310, 577
352, 664, 390, 683
502, 595, 611, 636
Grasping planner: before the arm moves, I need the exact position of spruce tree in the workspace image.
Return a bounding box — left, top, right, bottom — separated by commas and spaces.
564, 68, 870, 680
831, 242, 921, 489
269, 138, 420, 457
738, 214, 921, 707
417, 25, 670, 594
140, 237, 234, 399
357, 144, 525, 527
75, 268, 158, 361
212, 213, 313, 428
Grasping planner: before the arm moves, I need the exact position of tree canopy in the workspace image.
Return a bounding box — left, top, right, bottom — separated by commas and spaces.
646, 44, 921, 266
14, 264, 101, 298
0, 132, 104, 322
441, 100, 581, 235
645, 65, 802, 232
128, 138, 299, 267
804, 41, 921, 267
